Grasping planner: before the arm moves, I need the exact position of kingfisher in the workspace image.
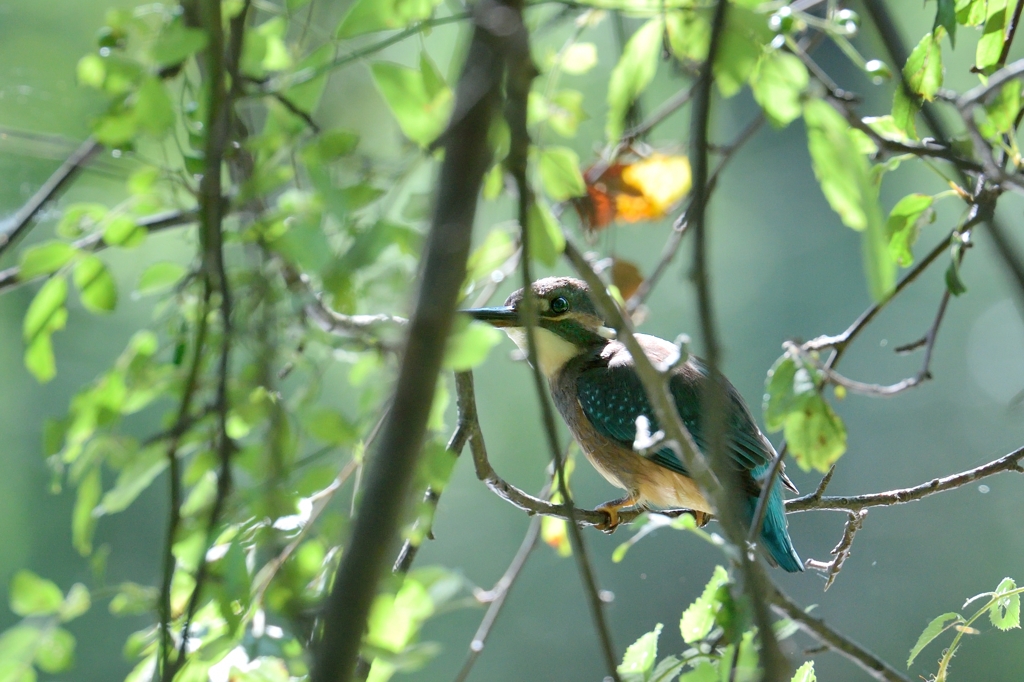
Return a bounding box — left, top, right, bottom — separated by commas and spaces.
463, 276, 803, 572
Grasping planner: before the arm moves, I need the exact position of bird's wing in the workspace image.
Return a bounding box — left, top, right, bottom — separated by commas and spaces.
575, 354, 776, 480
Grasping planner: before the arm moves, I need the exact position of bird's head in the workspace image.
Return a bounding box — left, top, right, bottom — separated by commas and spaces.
462, 277, 614, 377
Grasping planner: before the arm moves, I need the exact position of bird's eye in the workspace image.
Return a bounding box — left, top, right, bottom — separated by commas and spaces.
550, 296, 569, 314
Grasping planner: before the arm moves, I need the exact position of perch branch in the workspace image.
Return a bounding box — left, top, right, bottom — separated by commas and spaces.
787, 445, 1024, 513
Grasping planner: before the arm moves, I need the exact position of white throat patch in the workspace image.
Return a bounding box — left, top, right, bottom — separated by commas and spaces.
503, 327, 580, 378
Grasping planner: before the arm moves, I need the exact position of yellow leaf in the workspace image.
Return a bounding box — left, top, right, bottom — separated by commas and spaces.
620, 154, 692, 215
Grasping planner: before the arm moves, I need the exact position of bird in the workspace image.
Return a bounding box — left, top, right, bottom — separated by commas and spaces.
463, 276, 803, 572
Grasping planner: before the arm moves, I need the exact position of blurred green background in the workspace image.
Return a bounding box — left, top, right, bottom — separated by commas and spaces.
2, 1, 1024, 680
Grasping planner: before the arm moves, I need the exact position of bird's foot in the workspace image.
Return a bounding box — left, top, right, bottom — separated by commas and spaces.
594, 496, 638, 534
691, 510, 712, 528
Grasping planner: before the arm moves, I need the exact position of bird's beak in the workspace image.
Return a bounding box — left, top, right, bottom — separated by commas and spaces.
461, 306, 520, 328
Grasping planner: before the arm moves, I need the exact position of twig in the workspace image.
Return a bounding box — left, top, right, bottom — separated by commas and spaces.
627, 114, 764, 311
173, 0, 242, 668
787, 445, 1024, 513
998, 0, 1024, 68
392, 421, 471, 574
747, 443, 787, 545
620, 81, 699, 144
311, 4, 503, 679
0, 209, 196, 295
502, 4, 620, 674
270, 13, 472, 91
0, 137, 102, 259
453, 493, 545, 682
805, 510, 867, 590
271, 92, 321, 132
769, 587, 911, 682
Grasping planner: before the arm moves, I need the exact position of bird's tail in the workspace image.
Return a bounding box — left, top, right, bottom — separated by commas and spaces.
747, 470, 803, 573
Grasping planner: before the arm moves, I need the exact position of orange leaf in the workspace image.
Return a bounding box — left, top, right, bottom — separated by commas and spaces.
611, 258, 644, 300
572, 153, 691, 232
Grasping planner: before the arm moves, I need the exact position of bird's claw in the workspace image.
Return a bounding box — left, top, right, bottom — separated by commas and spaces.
594, 497, 636, 534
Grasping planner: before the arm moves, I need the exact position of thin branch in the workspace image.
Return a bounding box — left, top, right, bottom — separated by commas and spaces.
268, 13, 472, 92
173, 0, 241, 667
0, 137, 102, 259
503, 4, 620, 674
769, 587, 912, 682
998, 0, 1024, 68
392, 422, 471, 574
747, 443, 787, 546
687, 0, 787, 676
453, 492, 545, 682
271, 92, 321, 132
0, 209, 196, 295
627, 114, 764, 311
805, 510, 867, 590
787, 445, 1024, 513
311, 4, 502, 679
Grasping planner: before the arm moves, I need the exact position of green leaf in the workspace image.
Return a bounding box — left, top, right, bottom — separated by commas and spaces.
302, 407, 357, 446
150, 18, 208, 67
617, 623, 662, 681
527, 200, 565, 267
908, 612, 962, 667
555, 43, 598, 75
135, 77, 175, 136
59, 584, 90, 623
445, 320, 501, 371
72, 467, 101, 556
23, 276, 68, 383
57, 203, 107, 239
750, 51, 809, 127
784, 394, 847, 472
680, 565, 729, 643
977, 0, 1009, 73
109, 582, 158, 616
887, 194, 934, 267
467, 229, 515, 283
418, 440, 458, 492
103, 215, 146, 247
10, 570, 65, 616
538, 146, 586, 201
606, 18, 663, 141
790, 661, 816, 682
365, 580, 434, 652
99, 446, 166, 514
337, 0, 442, 38
305, 129, 360, 163
934, 0, 957, 46
136, 262, 186, 296
763, 355, 815, 432
73, 255, 118, 313
892, 85, 920, 140
18, 241, 77, 280
989, 577, 1020, 631
34, 627, 74, 674
665, 10, 710, 63
714, 6, 773, 98
985, 79, 1022, 134
958, 0, 989, 26
904, 32, 943, 102
77, 54, 105, 89
678, 662, 718, 682
804, 99, 894, 301
945, 260, 967, 296
371, 60, 453, 147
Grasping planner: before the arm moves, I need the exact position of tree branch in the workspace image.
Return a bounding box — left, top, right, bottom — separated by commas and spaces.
311, 3, 503, 678
0, 137, 102, 259
769, 587, 911, 682
787, 445, 1024, 513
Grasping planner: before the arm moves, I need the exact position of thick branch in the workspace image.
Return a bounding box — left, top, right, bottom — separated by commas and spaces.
311, 5, 502, 679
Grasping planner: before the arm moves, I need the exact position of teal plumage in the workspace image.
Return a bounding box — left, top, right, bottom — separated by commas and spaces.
464, 277, 803, 573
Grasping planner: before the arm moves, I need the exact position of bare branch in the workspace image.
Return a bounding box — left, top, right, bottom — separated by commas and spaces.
453, 493, 545, 682
787, 445, 1024, 513
504, 5, 620, 669
0, 209, 196, 295
0, 137, 101, 259
769, 587, 911, 682
805, 510, 868, 591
